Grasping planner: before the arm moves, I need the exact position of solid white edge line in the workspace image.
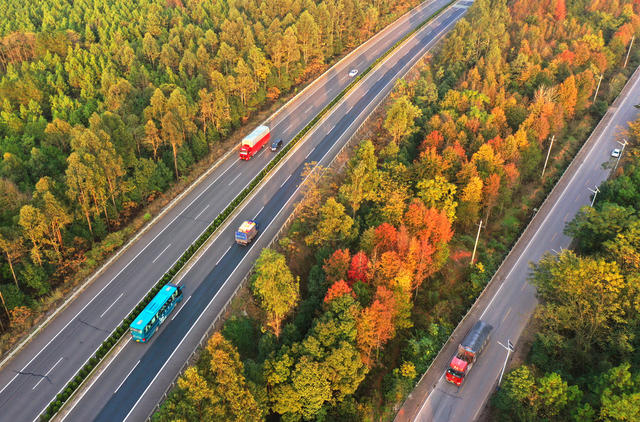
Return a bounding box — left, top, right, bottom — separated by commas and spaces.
115, 361, 140, 394
171, 297, 191, 321
31, 357, 64, 390
152, 244, 172, 264
100, 293, 125, 319
305, 149, 314, 160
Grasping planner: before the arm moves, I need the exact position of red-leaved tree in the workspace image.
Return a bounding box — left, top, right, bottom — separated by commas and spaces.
323, 249, 350, 283
324, 280, 355, 303
348, 251, 371, 284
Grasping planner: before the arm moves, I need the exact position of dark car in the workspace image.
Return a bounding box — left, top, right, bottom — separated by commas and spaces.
271, 138, 283, 151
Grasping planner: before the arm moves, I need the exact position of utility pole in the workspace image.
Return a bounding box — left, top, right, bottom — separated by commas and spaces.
497, 340, 514, 387
624, 36, 635, 69
593, 74, 604, 103
613, 138, 628, 171
588, 186, 600, 207
541, 135, 555, 179
470, 219, 483, 267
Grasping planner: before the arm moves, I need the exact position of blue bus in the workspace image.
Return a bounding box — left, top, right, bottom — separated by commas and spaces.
129, 283, 183, 343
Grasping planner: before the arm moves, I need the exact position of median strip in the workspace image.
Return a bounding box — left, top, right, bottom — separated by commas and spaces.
37, 1, 458, 420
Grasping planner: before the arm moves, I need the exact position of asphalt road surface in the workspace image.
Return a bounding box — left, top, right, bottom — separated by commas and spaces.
400, 66, 640, 422
0, 1, 473, 421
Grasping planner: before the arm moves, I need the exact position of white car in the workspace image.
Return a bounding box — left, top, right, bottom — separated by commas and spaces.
348, 69, 358, 77
611, 148, 621, 158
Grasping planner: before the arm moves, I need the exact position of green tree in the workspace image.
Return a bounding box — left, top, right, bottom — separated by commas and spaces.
384, 96, 422, 143
416, 175, 458, 222
565, 203, 637, 254
339, 140, 379, 216
531, 251, 627, 356
204, 333, 264, 421
18, 205, 47, 266
305, 197, 355, 246
251, 249, 299, 337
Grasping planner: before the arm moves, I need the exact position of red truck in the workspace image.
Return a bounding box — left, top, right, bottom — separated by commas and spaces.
446, 320, 493, 386
240, 125, 270, 160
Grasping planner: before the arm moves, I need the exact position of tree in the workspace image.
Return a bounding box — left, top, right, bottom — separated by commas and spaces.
247, 46, 270, 88
536, 372, 580, 419
348, 251, 370, 284
282, 26, 300, 74
251, 249, 299, 337
205, 333, 263, 421
384, 96, 422, 143
554, 0, 567, 21
492, 365, 538, 421
142, 33, 160, 65
357, 286, 396, 365
265, 293, 366, 420
33, 177, 72, 259
324, 280, 355, 303
144, 119, 162, 160
296, 11, 320, 64
531, 251, 627, 355
19, 205, 47, 266
305, 197, 355, 246
69, 127, 123, 219
373, 223, 398, 254
565, 203, 637, 254
483, 173, 501, 219
416, 176, 458, 222
162, 89, 196, 178
323, 249, 351, 284
599, 364, 640, 421
339, 140, 379, 215
176, 367, 215, 421
66, 152, 100, 234
0, 231, 24, 287
234, 58, 257, 106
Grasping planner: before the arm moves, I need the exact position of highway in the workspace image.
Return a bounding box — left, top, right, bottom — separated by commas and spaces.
397, 67, 640, 421
0, 1, 473, 421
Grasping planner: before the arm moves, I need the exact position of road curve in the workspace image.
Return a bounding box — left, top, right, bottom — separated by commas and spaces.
0, 1, 472, 421
398, 66, 640, 422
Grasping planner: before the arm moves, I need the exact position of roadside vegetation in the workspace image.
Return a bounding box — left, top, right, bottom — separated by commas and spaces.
0, 0, 424, 350
491, 122, 640, 421
153, 0, 640, 420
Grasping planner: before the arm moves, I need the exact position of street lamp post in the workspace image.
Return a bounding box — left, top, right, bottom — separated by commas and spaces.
497, 339, 514, 387
588, 186, 600, 207
624, 36, 635, 69
593, 74, 604, 103
541, 135, 555, 179
470, 219, 483, 267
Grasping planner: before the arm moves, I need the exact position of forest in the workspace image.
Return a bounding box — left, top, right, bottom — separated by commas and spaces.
0, 0, 424, 343
152, 0, 640, 420
492, 120, 640, 421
